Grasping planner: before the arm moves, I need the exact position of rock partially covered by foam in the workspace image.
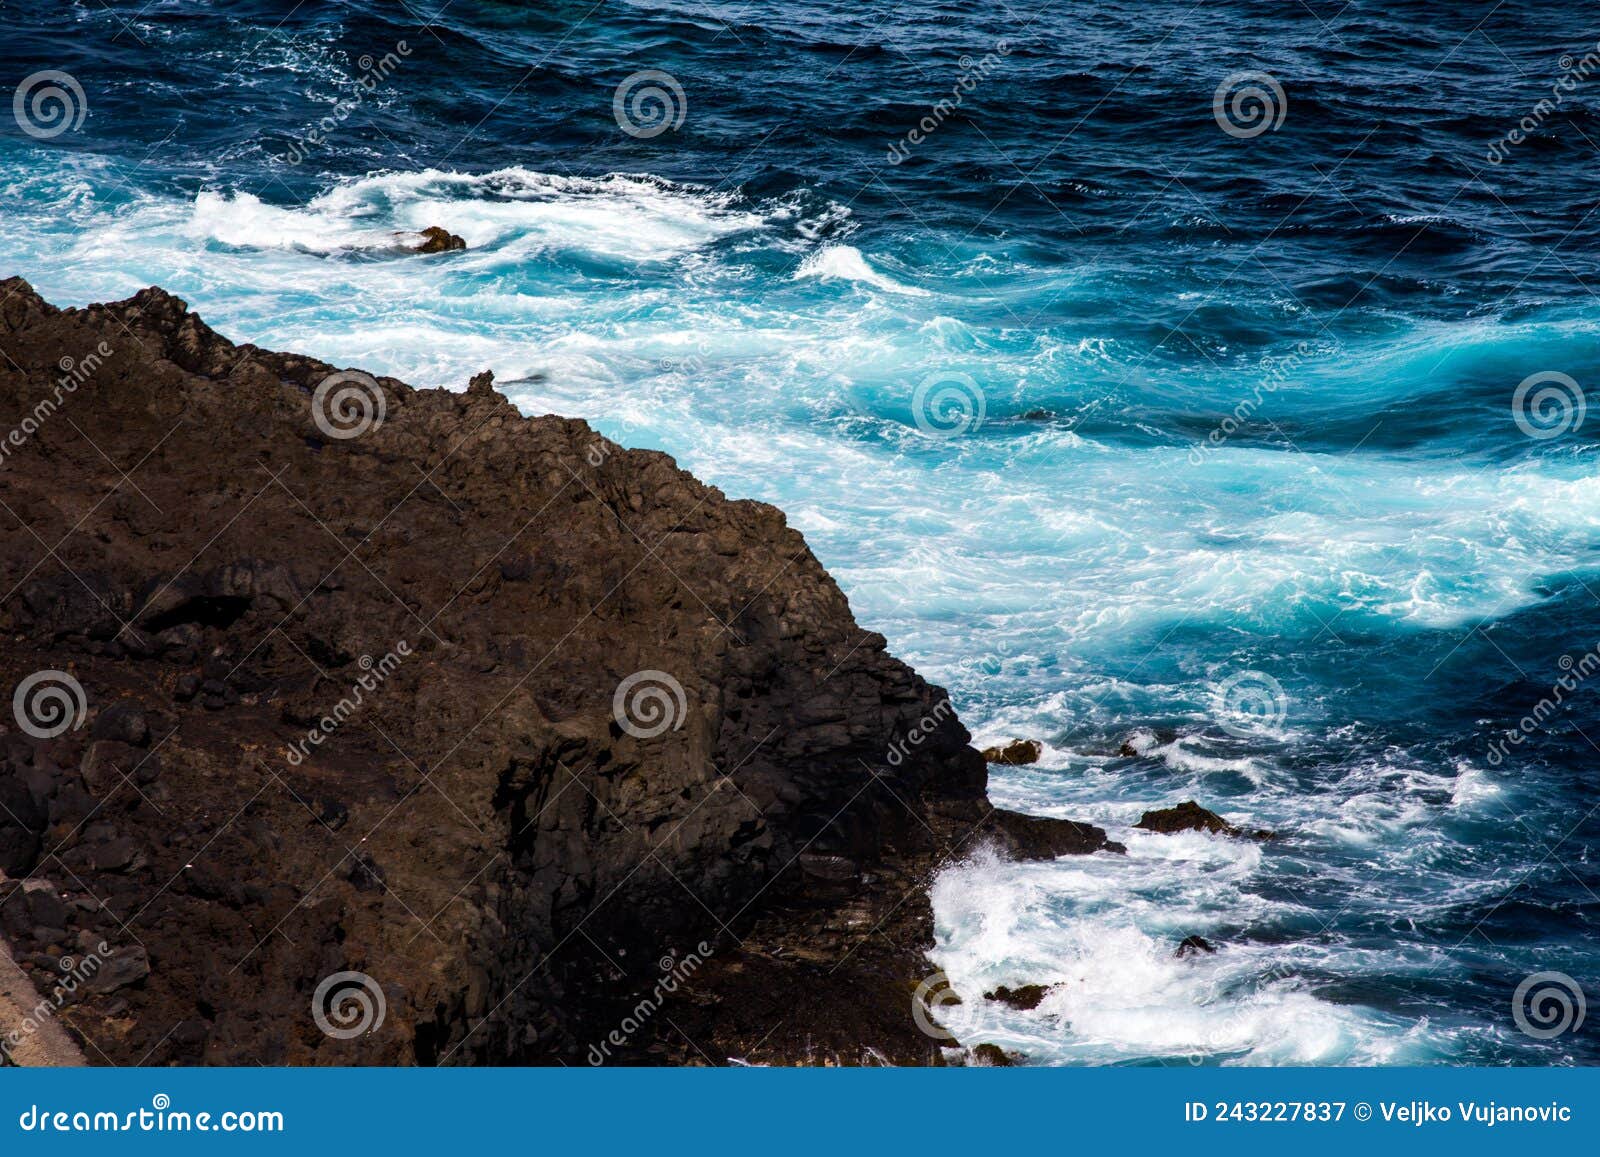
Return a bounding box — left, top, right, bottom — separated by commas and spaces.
980, 738, 1042, 764
411, 225, 466, 253
984, 983, 1056, 1010
1135, 800, 1275, 840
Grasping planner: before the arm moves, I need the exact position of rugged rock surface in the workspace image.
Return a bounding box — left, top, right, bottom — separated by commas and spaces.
984, 983, 1053, 1010
411, 226, 467, 253
969, 1042, 1021, 1066
1135, 801, 1276, 841
979, 738, 1041, 765
0, 280, 1120, 1066
1137, 801, 1235, 835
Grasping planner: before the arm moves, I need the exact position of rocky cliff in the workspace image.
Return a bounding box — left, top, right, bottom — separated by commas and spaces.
0, 279, 1118, 1066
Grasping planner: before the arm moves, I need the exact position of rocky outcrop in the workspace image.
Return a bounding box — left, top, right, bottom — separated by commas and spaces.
969, 1042, 1022, 1066
0, 280, 1118, 1066
989, 810, 1124, 858
1134, 800, 1272, 840
984, 983, 1053, 1010
1137, 801, 1235, 835
1175, 935, 1216, 957
979, 738, 1041, 765
411, 226, 466, 253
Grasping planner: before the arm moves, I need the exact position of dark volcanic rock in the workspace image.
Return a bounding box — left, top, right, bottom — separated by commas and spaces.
984, 983, 1053, 1010
1135, 800, 1237, 836
1175, 935, 1216, 957
91, 701, 150, 747
1135, 800, 1275, 840
0, 279, 1112, 1066
970, 1042, 1022, 1066
412, 226, 466, 253
979, 738, 1041, 765
987, 809, 1125, 858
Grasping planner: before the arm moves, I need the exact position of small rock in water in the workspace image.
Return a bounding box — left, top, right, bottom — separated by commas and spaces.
412, 226, 466, 253
970, 1042, 1023, 1066
1135, 800, 1277, 840
979, 738, 1042, 765
1175, 935, 1216, 957
1118, 728, 1159, 757
1136, 800, 1234, 835
984, 983, 1053, 1010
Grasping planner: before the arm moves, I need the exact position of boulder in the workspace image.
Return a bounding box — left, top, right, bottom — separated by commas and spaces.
970, 1042, 1023, 1066
988, 809, 1125, 858
91, 701, 150, 747
983, 983, 1053, 1010
412, 226, 466, 253
1136, 800, 1235, 835
979, 738, 1042, 765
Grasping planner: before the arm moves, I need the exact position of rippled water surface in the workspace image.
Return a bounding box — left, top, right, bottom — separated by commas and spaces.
4, 0, 1598, 1064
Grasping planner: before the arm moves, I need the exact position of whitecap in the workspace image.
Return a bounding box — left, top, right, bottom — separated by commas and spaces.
793, 244, 930, 295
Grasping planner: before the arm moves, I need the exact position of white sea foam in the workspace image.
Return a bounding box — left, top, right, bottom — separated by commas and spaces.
7, 152, 1585, 1066
188, 168, 767, 262
928, 843, 1450, 1066
794, 244, 930, 295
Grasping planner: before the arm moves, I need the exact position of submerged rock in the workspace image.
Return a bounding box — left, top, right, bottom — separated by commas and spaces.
1175, 935, 1216, 957
979, 738, 1042, 765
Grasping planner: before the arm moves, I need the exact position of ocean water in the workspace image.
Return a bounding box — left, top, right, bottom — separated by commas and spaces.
4, 0, 1598, 1065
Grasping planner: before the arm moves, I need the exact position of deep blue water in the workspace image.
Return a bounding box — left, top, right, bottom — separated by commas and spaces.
3, 0, 1598, 1065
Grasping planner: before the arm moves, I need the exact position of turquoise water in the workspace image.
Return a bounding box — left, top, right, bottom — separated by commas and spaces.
3, 0, 1597, 1065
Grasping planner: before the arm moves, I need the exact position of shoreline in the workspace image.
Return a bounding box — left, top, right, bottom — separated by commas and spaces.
0, 279, 1119, 1065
